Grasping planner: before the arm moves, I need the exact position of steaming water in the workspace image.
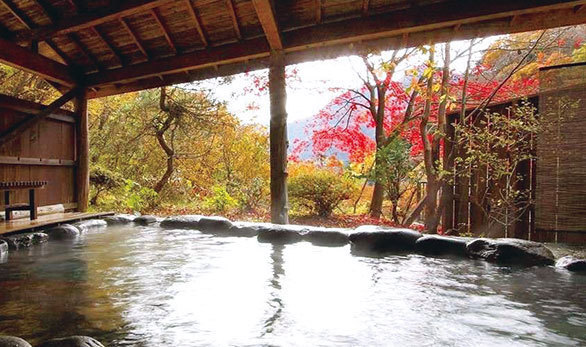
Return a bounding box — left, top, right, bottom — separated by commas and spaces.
0, 225, 584, 346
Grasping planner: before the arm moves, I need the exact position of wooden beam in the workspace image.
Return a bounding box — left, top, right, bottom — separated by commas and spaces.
252, 0, 283, 49
17, 0, 176, 42
150, 8, 177, 54
87, 58, 270, 98
226, 0, 241, 40
0, 156, 76, 166
0, 37, 76, 86
0, 93, 75, 119
0, 88, 77, 147
85, 37, 270, 87
120, 18, 150, 60
185, 0, 208, 46
269, 50, 288, 224
74, 89, 89, 212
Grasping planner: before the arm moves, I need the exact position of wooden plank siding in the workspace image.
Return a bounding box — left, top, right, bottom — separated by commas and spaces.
0, 94, 77, 210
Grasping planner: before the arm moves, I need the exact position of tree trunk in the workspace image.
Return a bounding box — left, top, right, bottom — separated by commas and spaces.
269, 50, 289, 224
369, 85, 386, 218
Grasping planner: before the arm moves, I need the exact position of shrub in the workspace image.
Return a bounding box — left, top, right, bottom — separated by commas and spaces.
289, 166, 355, 217
204, 185, 239, 213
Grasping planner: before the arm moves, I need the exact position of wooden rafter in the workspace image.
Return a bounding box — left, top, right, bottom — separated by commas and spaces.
69, 33, 101, 72
16, 0, 176, 42
44, 39, 73, 65
65, 0, 79, 13
0, 37, 75, 86
316, 0, 322, 24
0, 88, 77, 147
0, 0, 32, 29
92, 27, 124, 67
120, 18, 149, 60
226, 0, 241, 40
252, 0, 283, 50
362, 0, 370, 16
185, 0, 208, 46
150, 8, 177, 54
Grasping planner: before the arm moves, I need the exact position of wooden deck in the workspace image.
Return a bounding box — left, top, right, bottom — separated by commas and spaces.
0, 212, 113, 235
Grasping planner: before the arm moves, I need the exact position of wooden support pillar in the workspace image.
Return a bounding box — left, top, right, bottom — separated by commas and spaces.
269, 50, 288, 224
75, 88, 89, 212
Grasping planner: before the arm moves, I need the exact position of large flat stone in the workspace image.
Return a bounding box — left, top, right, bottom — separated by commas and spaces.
37, 336, 104, 347
303, 228, 349, 247
224, 222, 272, 237
0, 240, 8, 255
0, 336, 31, 347
134, 215, 158, 225
555, 256, 586, 272
103, 214, 136, 225
47, 224, 81, 239
160, 215, 205, 229
257, 224, 306, 244
466, 238, 555, 266
72, 219, 107, 233
415, 235, 469, 257
197, 216, 233, 231
349, 226, 423, 254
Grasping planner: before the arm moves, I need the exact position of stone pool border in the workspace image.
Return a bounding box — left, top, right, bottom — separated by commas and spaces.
1, 214, 585, 273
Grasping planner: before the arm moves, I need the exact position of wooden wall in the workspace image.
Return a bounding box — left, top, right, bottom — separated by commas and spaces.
0, 95, 77, 209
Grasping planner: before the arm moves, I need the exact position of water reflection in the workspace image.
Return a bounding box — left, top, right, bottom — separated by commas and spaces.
262, 244, 284, 336
0, 225, 584, 346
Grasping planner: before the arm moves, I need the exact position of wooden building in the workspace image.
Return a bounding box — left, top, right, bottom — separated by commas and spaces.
0, 1, 585, 230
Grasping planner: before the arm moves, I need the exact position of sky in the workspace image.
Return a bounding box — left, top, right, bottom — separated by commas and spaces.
189, 37, 501, 126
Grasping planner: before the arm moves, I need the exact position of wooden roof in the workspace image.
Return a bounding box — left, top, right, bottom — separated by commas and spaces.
0, 0, 585, 98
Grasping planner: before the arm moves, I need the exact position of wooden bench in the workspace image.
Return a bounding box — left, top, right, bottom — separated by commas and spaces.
0, 181, 47, 221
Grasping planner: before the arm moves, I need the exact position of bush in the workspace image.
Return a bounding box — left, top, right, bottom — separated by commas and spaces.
289, 167, 355, 217
204, 185, 239, 213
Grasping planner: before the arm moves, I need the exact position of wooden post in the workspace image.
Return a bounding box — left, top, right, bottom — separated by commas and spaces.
269, 50, 288, 224
75, 88, 89, 212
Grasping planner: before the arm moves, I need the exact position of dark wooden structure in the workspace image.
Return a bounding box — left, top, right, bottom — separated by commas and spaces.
444, 61, 586, 244
0, 0, 584, 224
444, 96, 539, 241
1, 180, 46, 220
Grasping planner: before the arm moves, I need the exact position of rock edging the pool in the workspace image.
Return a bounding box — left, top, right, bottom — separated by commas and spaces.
129, 214, 583, 270
0, 335, 105, 347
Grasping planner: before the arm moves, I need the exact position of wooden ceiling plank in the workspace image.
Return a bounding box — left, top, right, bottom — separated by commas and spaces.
150, 8, 177, 54
120, 18, 150, 60
226, 0, 241, 40
69, 33, 101, 72
45, 39, 74, 65
252, 0, 283, 50
0, 0, 33, 29
92, 26, 124, 67
17, 0, 176, 42
185, 0, 208, 46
